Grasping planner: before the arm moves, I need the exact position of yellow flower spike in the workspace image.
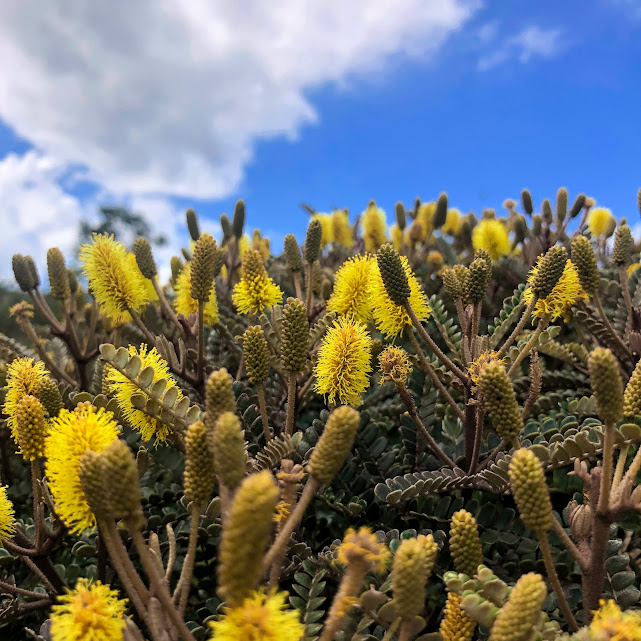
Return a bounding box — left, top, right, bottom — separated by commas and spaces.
440, 592, 475, 641
332, 209, 353, 248
80, 233, 151, 324
338, 527, 389, 573
0, 486, 16, 542
589, 599, 641, 640
361, 202, 388, 252
416, 201, 435, 238
390, 223, 403, 251
106, 344, 183, 445
232, 249, 283, 315
369, 254, 430, 339
327, 254, 374, 323
312, 213, 335, 248
209, 590, 304, 641
3, 357, 49, 443
442, 208, 463, 235
15, 394, 49, 461
174, 262, 220, 324
45, 405, 120, 534
314, 316, 372, 407
50, 578, 128, 641
472, 219, 510, 260
588, 207, 615, 237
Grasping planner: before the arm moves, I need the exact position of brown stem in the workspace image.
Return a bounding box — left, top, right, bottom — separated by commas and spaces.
128, 307, 157, 347
175, 504, 200, 616
454, 298, 467, 336
497, 296, 537, 358
507, 317, 549, 378
257, 385, 272, 441
468, 408, 485, 474
305, 262, 314, 314
551, 518, 587, 573
597, 424, 615, 515
618, 265, 633, 335
30, 460, 43, 550
197, 301, 205, 383
583, 511, 611, 621
285, 373, 297, 436
293, 271, 304, 301
30, 289, 64, 333
521, 349, 541, 420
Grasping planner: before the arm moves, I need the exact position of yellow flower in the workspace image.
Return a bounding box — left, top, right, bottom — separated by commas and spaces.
472, 219, 510, 260
314, 316, 372, 406
370, 254, 430, 339
312, 213, 335, 248
427, 250, 443, 268
327, 255, 374, 323
125, 253, 157, 302
3, 357, 48, 443
238, 234, 250, 257
589, 599, 641, 641
588, 207, 615, 237
252, 230, 271, 261
273, 501, 291, 523
332, 209, 353, 248
232, 249, 283, 315
45, 405, 120, 534
627, 262, 640, 278
439, 592, 475, 641
50, 578, 128, 641
523, 259, 588, 321
80, 233, 151, 325
106, 344, 182, 444
0, 486, 16, 542
390, 224, 403, 251
209, 590, 304, 641
469, 350, 501, 385
416, 202, 435, 238
379, 346, 412, 385
442, 208, 463, 235
338, 527, 389, 573
361, 203, 387, 252
174, 262, 219, 324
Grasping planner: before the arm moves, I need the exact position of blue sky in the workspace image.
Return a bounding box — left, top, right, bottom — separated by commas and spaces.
0, 0, 639, 280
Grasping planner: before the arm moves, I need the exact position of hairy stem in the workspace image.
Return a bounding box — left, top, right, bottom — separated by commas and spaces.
497, 296, 537, 358
285, 373, 297, 437
175, 504, 200, 616
618, 265, 634, 335
197, 301, 205, 383
305, 262, 314, 313
257, 385, 272, 441
507, 316, 549, 378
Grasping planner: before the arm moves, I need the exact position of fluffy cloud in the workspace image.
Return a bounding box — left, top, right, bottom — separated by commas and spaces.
0, 0, 478, 200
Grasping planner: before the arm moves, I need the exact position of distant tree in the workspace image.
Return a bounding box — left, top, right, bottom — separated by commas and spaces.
78, 206, 168, 247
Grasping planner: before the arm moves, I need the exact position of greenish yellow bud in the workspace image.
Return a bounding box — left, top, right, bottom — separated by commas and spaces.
281, 297, 309, 373
284, 234, 302, 272
460, 220, 473, 248
308, 406, 360, 483
218, 470, 279, 606
243, 325, 270, 385
508, 449, 553, 532
133, 237, 157, 279
305, 218, 323, 263
521, 189, 533, 215
395, 202, 406, 230
46, 248, 70, 300
232, 200, 245, 240
440, 592, 475, 641
541, 199, 553, 224
556, 187, 568, 223
588, 347, 623, 425
449, 509, 483, 577
624, 358, 641, 418
478, 360, 522, 441
531, 214, 542, 235
12, 254, 36, 292
241, 248, 267, 284
190, 232, 217, 302
531, 246, 568, 298
434, 192, 448, 229
220, 214, 233, 242
377, 244, 410, 306
613, 224, 633, 266
184, 421, 216, 507
185, 208, 200, 241
512, 215, 528, 244
205, 369, 236, 435
212, 244, 225, 277
38, 377, 63, 418
567, 500, 592, 541
212, 411, 247, 492
392, 537, 428, 619
571, 235, 599, 295
79, 450, 112, 521
25, 256, 40, 288
15, 395, 48, 461
466, 258, 489, 304
67, 269, 79, 294
443, 267, 463, 301
170, 256, 184, 287
488, 573, 546, 641
569, 193, 586, 219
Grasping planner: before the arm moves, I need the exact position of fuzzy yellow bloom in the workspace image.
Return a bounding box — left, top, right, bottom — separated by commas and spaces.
627, 263, 640, 278
174, 262, 219, 324
0, 486, 16, 542
523, 259, 588, 321
361, 203, 387, 252
125, 253, 157, 302
209, 590, 304, 641
106, 344, 182, 444
390, 224, 403, 251
442, 208, 463, 235
416, 202, 435, 238
50, 578, 128, 641
45, 405, 120, 534
315, 316, 372, 406
232, 249, 283, 315
332, 209, 353, 248
369, 254, 430, 339
327, 255, 374, 323
80, 233, 151, 325
469, 350, 502, 385
3, 357, 49, 443
589, 599, 641, 641
588, 207, 615, 237
338, 526, 389, 573
252, 230, 271, 261
472, 219, 510, 260
312, 213, 335, 248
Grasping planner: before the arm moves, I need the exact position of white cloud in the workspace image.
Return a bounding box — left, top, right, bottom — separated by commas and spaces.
478, 25, 563, 71
0, 1, 479, 200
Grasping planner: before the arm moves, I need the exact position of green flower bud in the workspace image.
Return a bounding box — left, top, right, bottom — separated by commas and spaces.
47, 248, 70, 300
15, 395, 48, 461
556, 187, 568, 223
588, 347, 623, 425
304, 218, 323, 263
184, 421, 216, 507
185, 208, 200, 241
307, 406, 360, 483
569, 193, 586, 219
508, 449, 553, 532
170, 256, 184, 287
443, 267, 463, 301
395, 202, 406, 231
377, 244, 411, 306
220, 213, 233, 242
531, 246, 568, 298
637, 187, 641, 217
218, 470, 278, 606
521, 189, 533, 215
38, 377, 63, 418
571, 236, 599, 295
624, 358, 641, 418
12, 254, 36, 292
392, 537, 428, 619
232, 200, 245, 240
460, 220, 473, 248
541, 199, 553, 225
281, 297, 309, 373
283, 234, 302, 272
205, 369, 236, 436
212, 411, 247, 492
67, 269, 79, 294
434, 192, 448, 229
101, 439, 143, 527
25, 256, 40, 289
531, 214, 542, 235
478, 360, 523, 441
450, 510, 483, 577
466, 258, 489, 305
243, 325, 270, 385
613, 224, 633, 266
512, 215, 528, 244
190, 233, 217, 303
79, 450, 112, 521
133, 237, 157, 279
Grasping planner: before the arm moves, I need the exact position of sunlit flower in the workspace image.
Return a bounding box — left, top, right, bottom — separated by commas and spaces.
312, 213, 334, 248
45, 405, 120, 534
627, 263, 640, 278
314, 316, 372, 406
50, 578, 128, 641
327, 255, 374, 323
416, 202, 435, 239
338, 526, 389, 573
472, 219, 510, 260
106, 344, 182, 444
209, 590, 304, 641
589, 599, 641, 641
390, 224, 403, 251
588, 207, 615, 237
332, 209, 353, 248
361, 202, 387, 252
232, 249, 283, 315
174, 262, 219, 324
369, 254, 430, 339
442, 208, 463, 235
379, 346, 412, 385
0, 486, 16, 542
252, 230, 271, 261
